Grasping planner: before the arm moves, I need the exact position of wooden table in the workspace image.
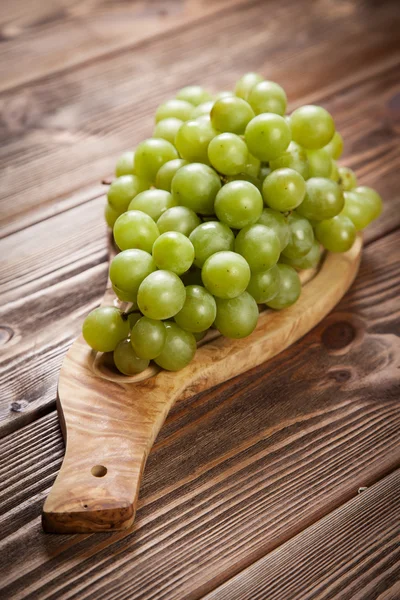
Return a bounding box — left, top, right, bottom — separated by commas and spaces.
1, 1, 399, 598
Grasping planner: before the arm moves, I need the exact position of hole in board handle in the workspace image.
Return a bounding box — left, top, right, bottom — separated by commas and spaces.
91, 465, 107, 477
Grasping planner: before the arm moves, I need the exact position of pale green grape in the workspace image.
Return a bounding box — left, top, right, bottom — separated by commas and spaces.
114, 339, 149, 375
153, 118, 183, 145
174, 285, 217, 332
154, 322, 196, 371
235, 224, 280, 273
152, 231, 195, 274
211, 96, 255, 134
115, 151, 135, 176
297, 177, 344, 221
82, 307, 130, 352
176, 85, 212, 106
171, 163, 221, 215
128, 189, 177, 221
306, 149, 332, 178
113, 210, 159, 252
157, 206, 201, 236
214, 292, 259, 338
189, 221, 235, 267
248, 80, 287, 116
257, 208, 290, 251
245, 114, 291, 161
155, 99, 193, 122
201, 251, 251, 299
324, 131, 344, 159
269, 141, 310, 180
353, 186, 383, 220
105, 202, 122, 229
246, 265, 280, 303
215, 91, 235, 101
290, 105, 335, 150
330, 160, 340, 182
191, 101, 215, 119
338, 166, 357, 191
266, 264, 301, 309
127, 312, 141, 329
262, 168, 306, 211
214, 180, 263, 229
134, 138, 178, 182
175, 118, 216, 163
235, 72, 264, 101
137, 270, 186, 319
281, 213, 314, 259
208, 133, 248, 175
341, 190, 375, 230
112, 284, 135, 302
245, 153, 261, 177
155, 158, 188, 191
107, 175, 149, 212
315, 215, 356, 252
131, 317, 166, 359
280, 239, 321, 270
109, 249, 156, 299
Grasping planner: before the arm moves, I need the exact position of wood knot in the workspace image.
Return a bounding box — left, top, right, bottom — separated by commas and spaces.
0, 326, 14, 346
321, 321, 356, 351
328, 369, 352, 383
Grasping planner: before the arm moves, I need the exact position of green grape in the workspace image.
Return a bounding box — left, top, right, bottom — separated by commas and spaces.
174, 285, 217, 332
112, 284, 135, 302
214, 180, 263, 229
194, 330, 207, 342
115, 150, 135, 176
215, 91, 235, 101
152, 231, 195, 275
201, 251, 251, 299
154, 322, 196, 371
109, 249, 156, 298
246, 265, 280, 303
191, 101, 215, 119
225, 172, 262, 192
157, 205, 201, 236
189, 221, 235, 267
235, 224, 280, 273
155, 99, 194, 122
297, 177, 344, 221
113, 339, 149, 375
208, 133, 248, 175
171, 163, 221, 215
269, 141, 310, 180
259, 164, 272, 183
245, 114, 291, 161
137, 270, 186, 320
338, 166, 357, 191
235, 72, 264, 101
107, 175, 149, 212
340, 190, 375, 230
153, 118, 183, 145
315, 215, 356, 252
155, 158, 188, 192
262, 168, 306, 212
282, 213, 314, 259
324, 131, 344, 159
128, 189, 177, 221
82, 307, 130, 352
245, 153, 261, 177
176, 85, 212, 106
113, 210, 159, 252
248, 80, 287, 116
266, 264, 301, 309
280, 239, 321, 270
211, 96, 255, 134
257, 208, 290, 251
306, 149, 332, 178
353, 186, 383, 220
131, 317, 166, 359
175, 118, 216, 164
214, 292, 259, 338
330, 160, 340, 182
105, 202, 122, 229
134, 138, 178, 182
290, 105, 335, 150
127, 312, 141, 329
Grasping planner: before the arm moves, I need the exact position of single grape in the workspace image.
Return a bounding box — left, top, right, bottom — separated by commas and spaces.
262, 168, 306, 212
176, 85, 212, 106
324, 131, 344, 159
154, 322, 196, 371
153, 117, 183, 146
297, 177, 344, 221
211, 96, 255, 134
306, 149, 332, 178
315, 215, 356, 252
114, 339, 149, 375
330, 160, 340, 182
113, 210, 159, 252
112, 284, 136, 303
353, 186, 383, 220
105, 202, 122, 229
248, 80, 287, 116
128, 189, 177, 221
109, 249, 156, 298
338, 166, 357, 191
134, 138, 178, 182
235, 224, 281, 273
171, 163, 221, 215
246, 265, 280, 303
245, 114, 291, 161
281, 213, 314, 259
280, 239, 321, 270
155, 99, 194, 122
245, 153, 261, 177
257, 208, 290, 251
215, 91, 235, 101
152, 231, 195, 274
174, 285, 217, 332
208, 133, 248, 175
201, 250, 251, 299
155, 158, 188, 192
214, 292, 259, 338
127, 312, 142, 329
191, 101, 215, 119
269, 141, 310, 180
175, 118, 216, 164
340, 190, 375, 230
290, 105, 335, 150
157, 205, 201, 236
266, 264, 301, 309
214, 180, 263, 229
137, 270, 186, 320
189, 221, 235, 267
82, 307, 130, 352
131, 317, 167, 359
235, 72, 264, 101
107, 175, 149, 212
115, 150, 135, 176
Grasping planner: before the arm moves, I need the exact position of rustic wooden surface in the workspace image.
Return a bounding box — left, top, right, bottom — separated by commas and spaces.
0, 0, 399, 597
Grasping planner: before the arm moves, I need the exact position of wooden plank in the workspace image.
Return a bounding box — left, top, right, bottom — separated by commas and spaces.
204, 470, 400, 600
0, 230, 399, 598
1, 0, 399, 235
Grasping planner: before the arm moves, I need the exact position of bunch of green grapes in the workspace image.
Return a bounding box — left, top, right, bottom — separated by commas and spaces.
83, 77, 383, 374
